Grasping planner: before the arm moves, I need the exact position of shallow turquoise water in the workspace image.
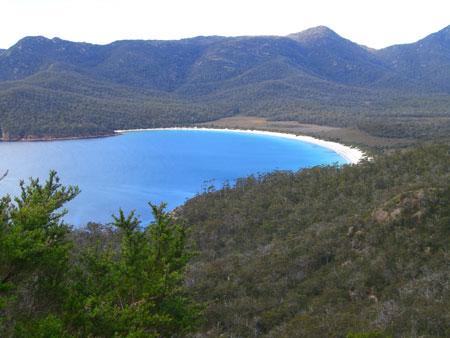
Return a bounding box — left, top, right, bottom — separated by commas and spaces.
0, 130, 346, 226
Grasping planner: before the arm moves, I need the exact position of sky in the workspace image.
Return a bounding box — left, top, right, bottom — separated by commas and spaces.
1, 0, 449, 50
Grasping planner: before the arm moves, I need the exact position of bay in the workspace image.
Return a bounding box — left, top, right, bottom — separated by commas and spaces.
0, 129, 347, 226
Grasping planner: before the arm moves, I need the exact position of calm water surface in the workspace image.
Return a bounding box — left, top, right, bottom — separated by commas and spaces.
0, 130, 346, 226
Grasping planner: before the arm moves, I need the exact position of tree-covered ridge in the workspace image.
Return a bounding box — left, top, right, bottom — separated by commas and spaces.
0, 25, 449, 142
1, 144, 449, 337
179, 144, 450, 337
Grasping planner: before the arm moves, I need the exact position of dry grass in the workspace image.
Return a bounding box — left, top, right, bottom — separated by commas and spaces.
196, 116, 412, 149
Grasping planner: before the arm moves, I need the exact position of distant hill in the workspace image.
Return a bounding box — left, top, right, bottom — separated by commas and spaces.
376, 25, 450, 91
0, 25, 449, 142
287, 26, 395, 87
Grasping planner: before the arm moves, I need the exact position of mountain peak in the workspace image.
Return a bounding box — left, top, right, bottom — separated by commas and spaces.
287, 26, 341, 43
14, 36, 51, 46
8, 36, 54, 54
302, 25, 337, 35
11, 36, 86, 50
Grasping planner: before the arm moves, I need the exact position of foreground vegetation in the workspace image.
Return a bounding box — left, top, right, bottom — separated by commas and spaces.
0, 172, 203, 337
2, 144, 447, 337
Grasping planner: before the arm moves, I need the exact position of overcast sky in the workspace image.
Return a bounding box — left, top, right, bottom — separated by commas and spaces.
1, 0, 449, 50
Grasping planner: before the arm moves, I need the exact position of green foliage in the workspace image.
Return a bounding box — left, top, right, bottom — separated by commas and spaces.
347, 329, 392, 338
180, 144, 450, 337
0, 174, 202, 337
66, 203, 203, 337
0, 171, 79, 336
14, 314, 73, 338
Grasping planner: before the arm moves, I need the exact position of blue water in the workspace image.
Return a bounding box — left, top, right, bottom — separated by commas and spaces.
0, 130, 346, 226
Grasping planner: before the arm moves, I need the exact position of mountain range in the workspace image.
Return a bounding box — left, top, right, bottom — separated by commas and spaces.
0, 25, 449, 141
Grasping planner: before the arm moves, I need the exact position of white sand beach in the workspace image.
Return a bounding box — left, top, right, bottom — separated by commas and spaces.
114, 127, 366, 165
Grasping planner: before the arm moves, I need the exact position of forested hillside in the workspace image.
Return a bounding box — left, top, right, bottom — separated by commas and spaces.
0, 25, 449, 142
3, 144, 444, 337
1, 142, 448, 336
179, 143, 450, 337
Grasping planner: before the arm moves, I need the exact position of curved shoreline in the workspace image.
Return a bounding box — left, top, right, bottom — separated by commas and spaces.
0, 133, 118, 142
114, 127, 366, 165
